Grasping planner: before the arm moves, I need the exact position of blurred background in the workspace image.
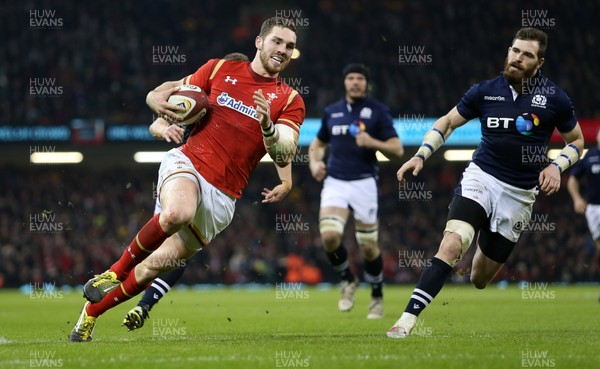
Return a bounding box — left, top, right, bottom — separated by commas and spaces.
1, 0, 598, 288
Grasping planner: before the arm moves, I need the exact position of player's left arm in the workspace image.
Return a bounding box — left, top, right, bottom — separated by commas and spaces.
539, 122, 584, 195
356, 105, 404, 159
262, 163, 293, 203
148, 117, 185, 143
254, 89, 304, 167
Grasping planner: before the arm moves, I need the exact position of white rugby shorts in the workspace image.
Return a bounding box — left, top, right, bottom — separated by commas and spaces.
320, 176, 378, 224
457, 163, 537, 242
155, 148, 236, 251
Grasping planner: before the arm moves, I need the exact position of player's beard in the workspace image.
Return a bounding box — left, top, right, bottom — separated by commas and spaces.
503, 57, 537, 85
259, 49, 289, 76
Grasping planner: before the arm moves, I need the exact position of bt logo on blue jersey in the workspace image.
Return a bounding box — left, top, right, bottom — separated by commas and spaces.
486, 117, 514, 129
332, 125, 350, 135
486, 113, 540, 135
332, 121, 366, 136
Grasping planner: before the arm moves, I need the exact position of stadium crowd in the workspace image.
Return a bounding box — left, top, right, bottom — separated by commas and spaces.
1, 160, 596, 288
0, 1, 598, 287
1, 0, 599, 124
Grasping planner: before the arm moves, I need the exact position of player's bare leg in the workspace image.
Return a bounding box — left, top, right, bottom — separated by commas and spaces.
356, 219, 384, 319
320, 207, 358, 311
83, 176, 198, 302
388, 196, 486, 338
470, 246, 504, 289
70, 176, 199, 342
387, 230, 465, 338
122, 235, 196, 331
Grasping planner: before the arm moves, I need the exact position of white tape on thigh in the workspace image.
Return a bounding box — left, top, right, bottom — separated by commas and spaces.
444, 219, 475, 266
319, 215, 345, 234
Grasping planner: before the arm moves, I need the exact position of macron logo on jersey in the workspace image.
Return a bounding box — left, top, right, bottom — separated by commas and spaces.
216, 92, 258, 121
484, 95, 506, 101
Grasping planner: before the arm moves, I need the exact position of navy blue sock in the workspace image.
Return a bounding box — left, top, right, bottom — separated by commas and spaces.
326, 244, 355, 283
139, 266, 186, 311
404, 257, 452, 316
364, 254, 383, 298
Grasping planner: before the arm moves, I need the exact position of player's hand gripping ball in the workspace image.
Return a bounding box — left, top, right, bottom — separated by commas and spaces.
167, 85, 209, 125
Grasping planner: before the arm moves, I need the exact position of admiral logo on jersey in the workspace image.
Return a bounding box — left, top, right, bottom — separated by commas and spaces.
181, 58, 305, 198
216, 92, 258, 120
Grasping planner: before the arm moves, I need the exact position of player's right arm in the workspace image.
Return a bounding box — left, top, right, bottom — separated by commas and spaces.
309, 137, 328, 182
146, 79, 186, 122
567, 175, 587, 214
397, 106, 468, 181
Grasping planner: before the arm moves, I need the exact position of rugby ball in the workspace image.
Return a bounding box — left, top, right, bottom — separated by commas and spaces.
167, 85, 209, 125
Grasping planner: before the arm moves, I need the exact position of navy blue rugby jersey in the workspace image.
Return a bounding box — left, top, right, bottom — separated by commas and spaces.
457, 72, 577, 188
570, 147, 600, 205
317, 98, 398, 180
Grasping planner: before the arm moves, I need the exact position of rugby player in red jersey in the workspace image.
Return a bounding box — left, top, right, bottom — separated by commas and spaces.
69, 17, 305, 342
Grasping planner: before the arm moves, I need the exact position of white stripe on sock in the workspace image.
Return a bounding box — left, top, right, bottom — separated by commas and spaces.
411, 294, 429, 307
154, 278, 172, 292
333, 260, 349, 272
414, 288, 433, 301
151, 282, 168, 297
364, 272, 383, 283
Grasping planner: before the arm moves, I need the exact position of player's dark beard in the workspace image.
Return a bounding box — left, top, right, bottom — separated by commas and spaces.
503, 57, 537, 85
260, 50, 287, 76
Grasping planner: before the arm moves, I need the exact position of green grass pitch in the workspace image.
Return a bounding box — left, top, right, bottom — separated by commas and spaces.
1, 284, 599, 369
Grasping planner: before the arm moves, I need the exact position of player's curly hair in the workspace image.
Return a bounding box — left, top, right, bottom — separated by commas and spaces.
259, 16, 297, 38
513, 28, 548, 59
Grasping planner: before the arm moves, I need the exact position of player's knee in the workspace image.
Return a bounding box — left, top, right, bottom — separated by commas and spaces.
319, 215, 345, 251
437, 233, 462, 262
160, 206, 195, 231
321, 231, 342, 252
361, 244, 380, 260
439, 220, 475, 267
356, 226, 379, 259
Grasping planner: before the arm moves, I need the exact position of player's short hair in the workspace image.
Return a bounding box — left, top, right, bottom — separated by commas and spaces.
259, 17, 297, 38
513, 28, 548, 59
343, 63, 370, 82
223, 52, 249, 61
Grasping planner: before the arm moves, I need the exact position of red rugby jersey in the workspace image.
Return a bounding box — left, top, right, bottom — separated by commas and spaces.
180, 59, 305, 198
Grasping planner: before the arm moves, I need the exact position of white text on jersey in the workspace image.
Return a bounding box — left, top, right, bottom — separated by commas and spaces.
216, 92, 258, 121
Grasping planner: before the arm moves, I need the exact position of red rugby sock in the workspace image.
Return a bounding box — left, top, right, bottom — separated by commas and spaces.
110, 214, 170, 280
